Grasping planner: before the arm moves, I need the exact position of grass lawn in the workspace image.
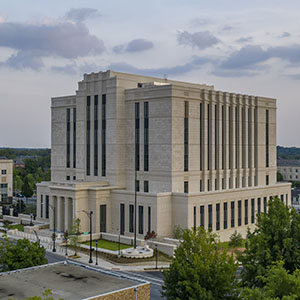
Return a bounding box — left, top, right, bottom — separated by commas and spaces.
219, 239, 248, 250
6, 224, 24, 231
82, 239, 131, 251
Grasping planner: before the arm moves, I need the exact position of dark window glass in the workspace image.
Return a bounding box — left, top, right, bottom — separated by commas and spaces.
208, 204, 212, 230
184, 101, 189, 171
129, 205, 134, 233
200, 180, 203, 192
216, 203, 220, 231
1, 170, 6, 175
45, 195, 49, 219
248, 108, 252, 171
66, 176, 70, 180
120, 203, 125, 235
144, 181, 149, 193
215, 104, 218, 170
200, 205, 204, 227
148, 207, 151, 233
135, 102, 140, 171
223, 202, 228, 229
73, 108, 76, 168
222, 105, 226, 169
207, 103, 210, 170
251, 198, 255, 223
264, 197, 267, 213
266, 110, 269, 167
66, 108, 71, 168
238, 200, 242, 226
102, 95, 106, 176
236, 106, 239, 169
266, 175, 269, 185
184, 181, 188, 193
138, 206, 144, 234
231, 201, 235, 227
200, 103, 203, 170
40, 195, 43, 218
193, 206, 196, 230
86, 96, 91, 176
144, 102, 149, 171
281, 194, 284, 202
245, 199, 248, 225
94, 95, 98, 176
242, 107, 246, 168
136, 180, 140, 192
258, 198, 261, 215
229, 106, 232, 169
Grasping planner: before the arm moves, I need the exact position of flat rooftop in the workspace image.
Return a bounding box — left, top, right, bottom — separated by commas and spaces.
0, 261, 143, 300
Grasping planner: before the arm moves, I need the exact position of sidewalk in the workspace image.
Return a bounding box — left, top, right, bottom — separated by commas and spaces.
1, 231, 170, 271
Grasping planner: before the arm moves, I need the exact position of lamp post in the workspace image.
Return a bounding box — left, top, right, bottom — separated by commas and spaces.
95, 240, 98, 266
155, 243, 158, 270
30, 213, 33, 226
64, 231, 68, 257
80, 210, 93, 263
49, 204, 56, 252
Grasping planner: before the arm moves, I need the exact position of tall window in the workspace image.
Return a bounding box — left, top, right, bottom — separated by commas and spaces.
102, 95, 106, 176
208, 204, 212, 230
238, 200, 242, 226
66, 108, 71, 168
200, 103, 203, 170
129, 205, 134, 233
148, 207, 151, 233
236, 107, 239, 169
120, 203, 125, 235
207, 103, 210, 170
144, 102, 149, 171
229, 106, 233, 169
40, 195, 43, 218
193, 206, 196, 230
231, 201, 235, 227
144, 180, 149, 193
46, 195, 49, 219
245, 199, 248, 225
248, 108, 252, 171
222, 105, 225, 169
215, 104, 218, 170
242, 107, 246, 169
251, 198, 255, 223
254, 108, 258, 169
200, 205, 205, 227
138, 205, 144, 234
184, 181, 188, 193
86, 96, 91, 175
257, 198, 261, 215
264, 197, 267, 213
73, 108, 76, 168
200, 180, 203, 192
94, 95, 98, 176
223, 202, 228, 229
216, 203, 220, 230
184, 101, 189, 171
135, 103, 140, 171
266, 110, 269, 167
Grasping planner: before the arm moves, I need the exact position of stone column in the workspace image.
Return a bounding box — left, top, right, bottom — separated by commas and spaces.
57, 196, 65, 232
65, 197, 73, 232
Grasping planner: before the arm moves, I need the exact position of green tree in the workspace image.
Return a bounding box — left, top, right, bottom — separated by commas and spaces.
69, 218, 81, 256
240, 261, 300, 300
162, 227, 238, 300
277, 172, 283, 182
24, 158, 39, 174
13, 174, 23, 191
21, 175, 34, 198
10, 289, 64, 300
229, 230, 243, 248
239, 197, 300, 288
0, 237, 48, 272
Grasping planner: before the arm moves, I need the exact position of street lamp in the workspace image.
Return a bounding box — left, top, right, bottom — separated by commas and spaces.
30, 213, 33, 226
80, 210, 93, 263
155, 243, 158, 270
95, 240, 98, 266
64, 231, 68, 257
49, 204, 56, 252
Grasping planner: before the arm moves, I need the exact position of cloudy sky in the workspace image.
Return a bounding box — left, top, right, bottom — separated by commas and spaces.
1, 0, 300, 147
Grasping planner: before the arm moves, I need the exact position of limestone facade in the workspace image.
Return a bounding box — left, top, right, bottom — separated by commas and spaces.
36, 70, 291, 241
0, 159, 13, 203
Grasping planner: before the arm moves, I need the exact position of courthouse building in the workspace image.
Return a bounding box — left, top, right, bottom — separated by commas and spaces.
37, 70, 291, 241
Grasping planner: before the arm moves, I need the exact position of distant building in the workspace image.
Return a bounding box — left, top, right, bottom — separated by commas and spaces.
13, 159, 25, 168
0, 261, 150, 300
277, 159, 300, 181
0, 159, 13, 203
37, 70, 291, 241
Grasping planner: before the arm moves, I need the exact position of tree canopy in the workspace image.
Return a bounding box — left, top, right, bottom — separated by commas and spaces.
162, 227, 238, 300
0, 237, 48, 272
239, 197, 300, 288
